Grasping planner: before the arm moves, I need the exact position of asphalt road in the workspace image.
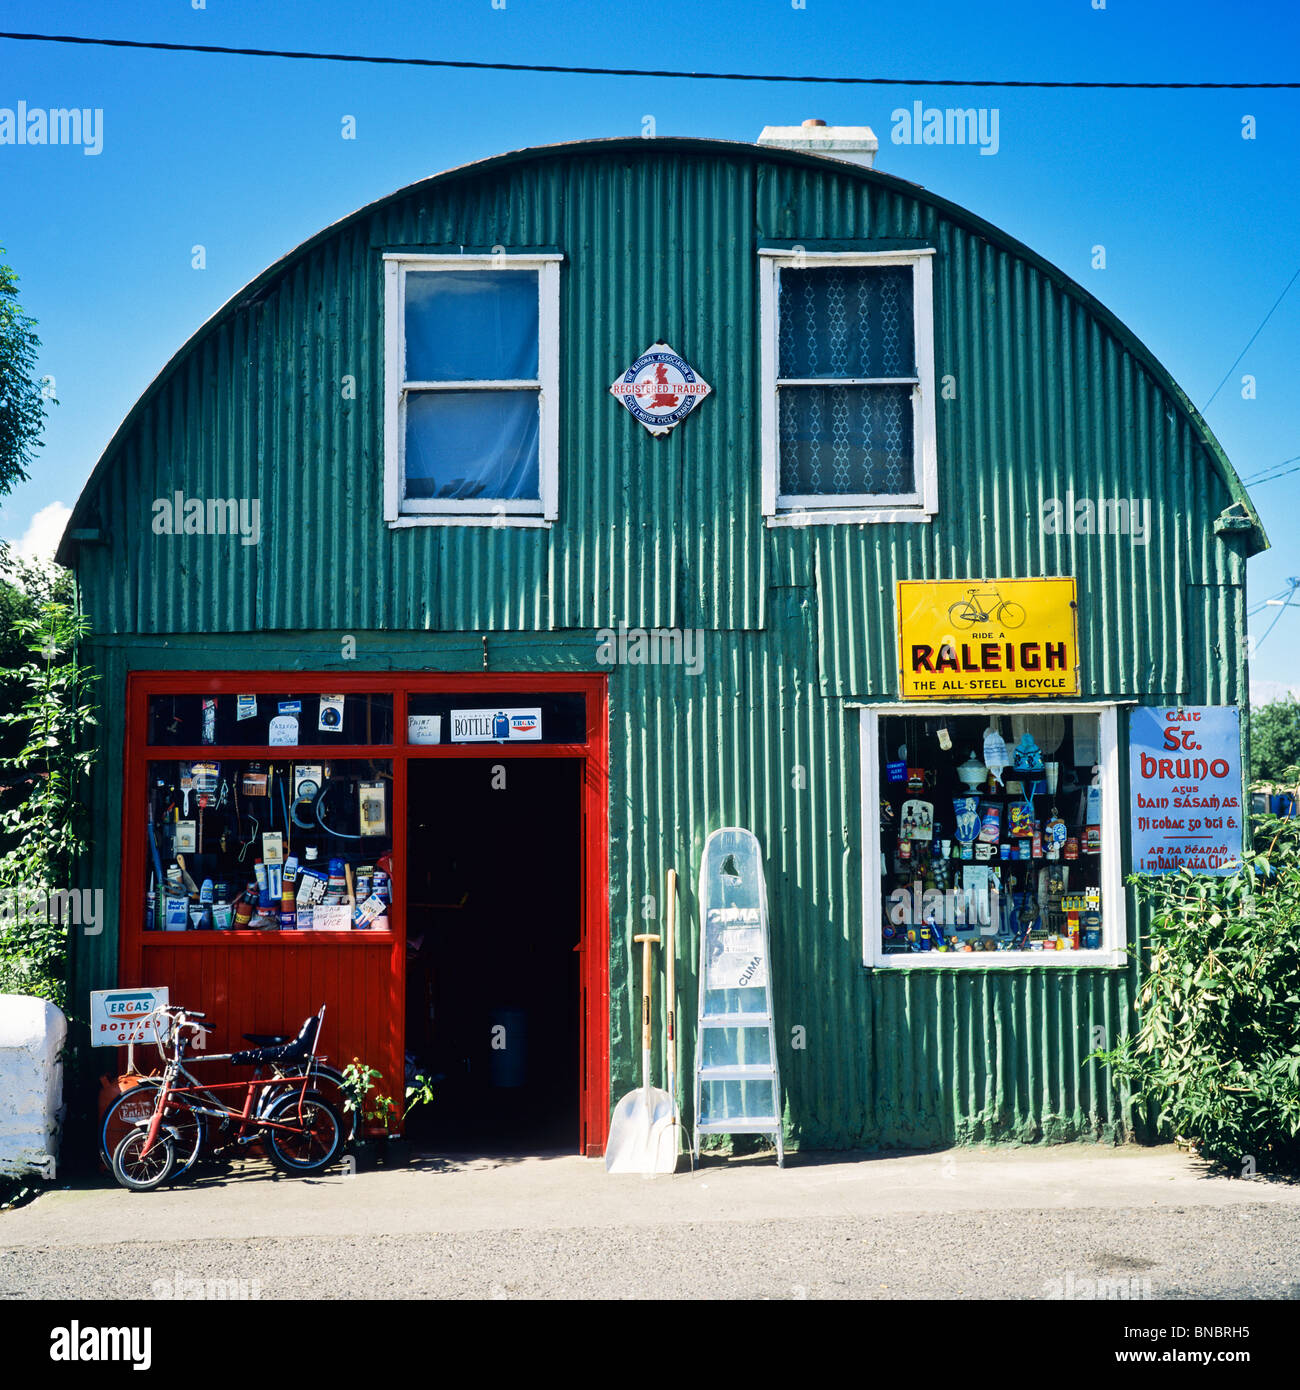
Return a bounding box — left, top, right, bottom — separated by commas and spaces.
4, 1145, 1299, 1300
4, 1204, 1300, 1300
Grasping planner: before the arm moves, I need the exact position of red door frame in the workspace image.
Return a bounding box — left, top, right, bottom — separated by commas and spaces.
121, 670, 611, 1156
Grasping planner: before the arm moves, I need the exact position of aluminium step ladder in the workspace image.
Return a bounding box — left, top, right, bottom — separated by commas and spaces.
693, 827, 784, 1167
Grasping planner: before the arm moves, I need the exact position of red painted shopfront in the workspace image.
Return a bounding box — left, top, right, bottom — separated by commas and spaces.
119, 671, 610, 1155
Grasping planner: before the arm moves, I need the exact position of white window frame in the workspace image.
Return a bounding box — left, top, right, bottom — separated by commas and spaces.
859, 702, 1128, 968
383, 253, 563, 528
759, 249, 938, 526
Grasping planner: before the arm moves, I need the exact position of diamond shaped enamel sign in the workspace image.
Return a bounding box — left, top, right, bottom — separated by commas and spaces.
609, 342, 711, 436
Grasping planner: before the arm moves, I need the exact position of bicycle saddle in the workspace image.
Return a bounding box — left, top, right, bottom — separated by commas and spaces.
230, 1012, 320, 1067
241, 1033, 291, 1047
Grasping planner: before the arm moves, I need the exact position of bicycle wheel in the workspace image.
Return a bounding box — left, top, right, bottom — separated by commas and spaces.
112, 1128, 176, 1192
995, 600, 1026, 629
263, 1091, 343, 1174
102, 1086, 206, 1180
270, 1062, 356, 1140
947, 601, 978, 628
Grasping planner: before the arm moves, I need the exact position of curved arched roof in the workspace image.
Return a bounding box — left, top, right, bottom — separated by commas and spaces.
57, 135, 1266, 564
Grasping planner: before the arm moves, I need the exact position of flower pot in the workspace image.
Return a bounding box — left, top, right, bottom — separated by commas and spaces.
350, 1137, 382, 1172
384, 1137, 412, 1168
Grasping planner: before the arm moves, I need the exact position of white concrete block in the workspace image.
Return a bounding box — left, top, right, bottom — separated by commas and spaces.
0, 994, 67, 1180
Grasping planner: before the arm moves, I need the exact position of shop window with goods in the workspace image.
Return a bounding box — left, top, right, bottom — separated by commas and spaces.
861, 705, 1125, 967
143, 693, 396, 935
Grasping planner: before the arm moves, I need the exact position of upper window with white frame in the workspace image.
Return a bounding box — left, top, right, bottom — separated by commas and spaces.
760, 250, 938, 525
383, 255, 561, 526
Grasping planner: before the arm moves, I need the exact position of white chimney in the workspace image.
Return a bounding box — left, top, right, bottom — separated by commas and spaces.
757, 117, 878, 168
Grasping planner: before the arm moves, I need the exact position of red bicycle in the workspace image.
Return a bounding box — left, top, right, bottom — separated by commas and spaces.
111, 1004, 344, 1191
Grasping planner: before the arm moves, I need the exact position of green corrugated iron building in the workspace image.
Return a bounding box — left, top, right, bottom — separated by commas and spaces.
60, 132, 1266, 1157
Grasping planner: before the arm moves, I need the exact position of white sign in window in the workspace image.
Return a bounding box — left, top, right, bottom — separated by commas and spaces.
449, 707, 543, 742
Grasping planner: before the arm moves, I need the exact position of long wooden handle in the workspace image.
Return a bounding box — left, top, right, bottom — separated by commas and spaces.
665, 868, 678, 1106
665, 869, 677, 1046
633, 932, 660, 1052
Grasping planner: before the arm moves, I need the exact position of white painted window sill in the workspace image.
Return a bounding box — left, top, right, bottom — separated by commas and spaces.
386, 515, 554, 530
869, 950, 1128, 970
766, 509, 936, 527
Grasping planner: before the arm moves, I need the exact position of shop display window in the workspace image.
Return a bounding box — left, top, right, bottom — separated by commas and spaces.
861, 705, 1125, 966
147, 692, 393, 747
144, 756, 393, 933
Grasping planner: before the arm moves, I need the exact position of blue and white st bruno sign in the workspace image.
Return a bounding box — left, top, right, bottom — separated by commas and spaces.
1129, 705, 1243, 875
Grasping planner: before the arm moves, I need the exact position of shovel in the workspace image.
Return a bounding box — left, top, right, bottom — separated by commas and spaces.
605, 925, 673, 1174
649, 868, 682, 1174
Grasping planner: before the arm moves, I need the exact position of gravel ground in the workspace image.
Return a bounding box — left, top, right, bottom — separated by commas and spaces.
5, 1202, 1299, 1300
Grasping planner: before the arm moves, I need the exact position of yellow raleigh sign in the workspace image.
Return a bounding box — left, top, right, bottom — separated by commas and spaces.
897, 577, 1079, 700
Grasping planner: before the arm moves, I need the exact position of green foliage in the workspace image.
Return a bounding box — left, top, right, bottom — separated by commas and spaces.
0, 250, 51, 495
0, 549, 75, 767
1250, 697, 1300, 784
341, 1060, 435, 1133
1096, 776, 1300, 1172
340, 1059, 383, 1118
404, 1072, 436, 1115
0, 593, 96, 1005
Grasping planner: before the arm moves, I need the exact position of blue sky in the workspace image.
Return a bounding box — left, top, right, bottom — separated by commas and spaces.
1, 0, 1297, 691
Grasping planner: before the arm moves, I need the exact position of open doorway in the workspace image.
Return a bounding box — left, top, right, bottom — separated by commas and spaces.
405, 757, 583, 1153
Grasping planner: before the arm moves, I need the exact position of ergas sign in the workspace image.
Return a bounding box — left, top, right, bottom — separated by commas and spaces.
89, 987, 169, 1047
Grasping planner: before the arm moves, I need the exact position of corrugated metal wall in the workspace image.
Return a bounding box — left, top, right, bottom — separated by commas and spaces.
70, 140, 1256, 1149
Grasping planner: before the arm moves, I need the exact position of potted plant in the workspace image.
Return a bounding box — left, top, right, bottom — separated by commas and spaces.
339, 1061, 436, 1168
393, 1072, 436, 1165
340, 1059, 384, 1170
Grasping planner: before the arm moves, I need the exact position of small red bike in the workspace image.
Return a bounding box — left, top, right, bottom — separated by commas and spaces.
111, 1004, 344, 1191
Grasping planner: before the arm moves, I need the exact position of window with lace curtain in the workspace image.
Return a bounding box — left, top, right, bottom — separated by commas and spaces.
759, 249, 938, 525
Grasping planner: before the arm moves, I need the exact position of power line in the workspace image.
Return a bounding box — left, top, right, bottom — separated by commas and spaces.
1249, 583, 1299, 617
1204, 267, 1300, 409
1, 30, 1299, 87
1253, 579, 1300, 651
1242, 455, 1300, 487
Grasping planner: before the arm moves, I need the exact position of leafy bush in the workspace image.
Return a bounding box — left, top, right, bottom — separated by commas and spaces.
0, 594, 96, 1005
1250, 696, 1300, 784
1097, 776, 1300, 1172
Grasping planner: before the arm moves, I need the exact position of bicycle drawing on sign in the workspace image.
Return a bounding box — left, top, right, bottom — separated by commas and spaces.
946, 586, 1027, 629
